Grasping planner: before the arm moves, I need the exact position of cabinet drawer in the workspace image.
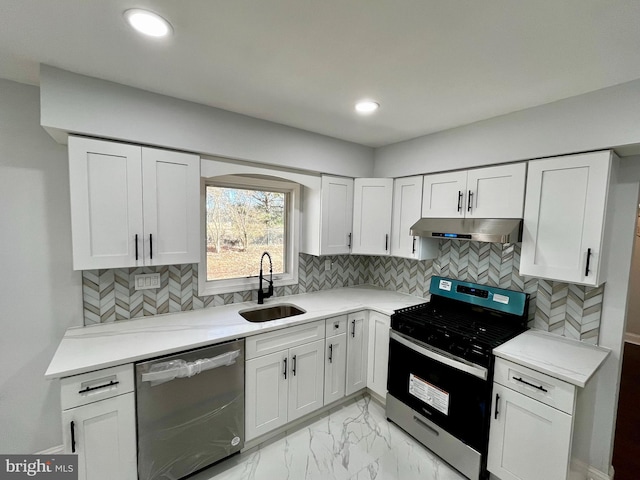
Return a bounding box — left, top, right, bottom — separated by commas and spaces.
325, 315, 347, 337
246, 320, 325, 360
61, 364, 134, 410
494, 358, 576, 415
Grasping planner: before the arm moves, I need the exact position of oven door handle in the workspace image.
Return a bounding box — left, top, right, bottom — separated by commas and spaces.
390, 331, 488, 381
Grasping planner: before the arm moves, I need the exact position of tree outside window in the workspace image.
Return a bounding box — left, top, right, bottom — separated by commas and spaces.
205, 185, 286, 281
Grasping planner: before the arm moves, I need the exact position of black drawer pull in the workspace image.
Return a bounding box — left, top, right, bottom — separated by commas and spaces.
149, 234, 153, 260
329, 344, 333, 363
513, 376, 548, 393
135, 234, 139, 261
78, 380, 120, 394
292, 355, 297, 376
457, 191, 463, 212
467, 190, 473, 212
283, 357, 287, 379
351, 320, 356, 338
494, 393, 500, 419
348, 233, 352, 249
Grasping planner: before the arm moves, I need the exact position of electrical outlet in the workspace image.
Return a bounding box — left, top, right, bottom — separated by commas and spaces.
134, 273, 161, 290
325, 259, 332, 271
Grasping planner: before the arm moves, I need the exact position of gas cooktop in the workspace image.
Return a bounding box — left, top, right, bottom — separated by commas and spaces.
392, 277, 529, 368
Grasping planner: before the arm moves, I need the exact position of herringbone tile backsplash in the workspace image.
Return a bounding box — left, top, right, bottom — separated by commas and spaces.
82, 240, 604, 343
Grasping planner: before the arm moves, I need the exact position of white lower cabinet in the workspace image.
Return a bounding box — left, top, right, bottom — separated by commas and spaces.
346, 311, 369, 395
488, 359, 576, 480
366, 311, 390, 400
288, 339, 326, 421
324, 316, 348, 405
245, 321, 326, 441
60, 364, 137, 480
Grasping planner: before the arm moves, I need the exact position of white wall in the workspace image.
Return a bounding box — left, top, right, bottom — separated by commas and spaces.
0, 79, 83, 453
40, 66, 374, 179
374, 78, 640, 177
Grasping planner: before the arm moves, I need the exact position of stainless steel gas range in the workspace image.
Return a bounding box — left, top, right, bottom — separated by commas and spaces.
386, 276, 529, 480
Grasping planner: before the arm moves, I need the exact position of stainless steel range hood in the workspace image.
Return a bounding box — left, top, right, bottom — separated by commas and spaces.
410, 218, 523, 243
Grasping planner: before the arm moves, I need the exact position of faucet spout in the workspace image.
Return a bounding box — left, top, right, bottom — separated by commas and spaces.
258, 251, 274, 304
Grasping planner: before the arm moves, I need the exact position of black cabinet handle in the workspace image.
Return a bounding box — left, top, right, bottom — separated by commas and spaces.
348, 233, 352, 249
292, 355, 297, 376
412, 237, 416, 254
351, 319, 356, 338
283, 357, 287, 379
149, 234, 153, 260
135, 234, 139, 261
494, 393, 500, 420
385, 234, 389, 251
513, 376, 548, 393
70, 421, 76, 453
78, 380, 119, 394
467, 190, 473, 212
329, 344, 333, 363
585, 248, 592, 276
457, 191, 463, 212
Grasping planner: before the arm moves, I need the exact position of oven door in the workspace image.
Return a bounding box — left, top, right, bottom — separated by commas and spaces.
387, 331, 491, 452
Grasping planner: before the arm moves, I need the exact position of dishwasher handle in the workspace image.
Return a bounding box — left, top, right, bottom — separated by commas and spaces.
141, 350, 240, 386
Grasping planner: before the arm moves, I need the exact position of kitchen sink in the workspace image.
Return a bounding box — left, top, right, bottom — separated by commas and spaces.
239, 304, 306, 322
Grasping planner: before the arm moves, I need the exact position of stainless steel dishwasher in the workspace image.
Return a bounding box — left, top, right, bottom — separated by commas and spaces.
136, 338, 244, 480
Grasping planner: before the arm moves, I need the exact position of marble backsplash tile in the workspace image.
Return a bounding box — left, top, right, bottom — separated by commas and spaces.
82, 241, 604, 343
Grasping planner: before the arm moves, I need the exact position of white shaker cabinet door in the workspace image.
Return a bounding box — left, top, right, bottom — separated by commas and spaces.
288, 339, 325, 422
352, 178, 393, 255
520, 151, 613, 286
320, 175, 354, 255
324, 333, 347, 405
487, 383, 573, 480
141, 147, 200, 266
366, 311, 390, 400
421, 171, 467, 218
466, 163, 526, 218
62, 393, 137, 480
346, 311, 369, 395
391, 176, 438, 260
245, 351, 289, 441
68, 137, 143, 270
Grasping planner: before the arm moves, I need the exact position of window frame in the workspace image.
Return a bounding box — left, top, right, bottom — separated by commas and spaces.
198, 174, 300, 296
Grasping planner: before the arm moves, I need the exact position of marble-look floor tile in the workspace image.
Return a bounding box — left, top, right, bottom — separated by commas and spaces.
192, 395, 466, 480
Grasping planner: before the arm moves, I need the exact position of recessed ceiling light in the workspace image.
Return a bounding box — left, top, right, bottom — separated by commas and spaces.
124, 9, 172, 37
355, 100, 380, 114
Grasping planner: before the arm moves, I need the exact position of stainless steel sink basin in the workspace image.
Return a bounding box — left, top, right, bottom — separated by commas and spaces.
239, 304, 306, 322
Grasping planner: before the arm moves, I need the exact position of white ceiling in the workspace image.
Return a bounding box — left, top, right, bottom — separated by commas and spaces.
2, 0, 640, 147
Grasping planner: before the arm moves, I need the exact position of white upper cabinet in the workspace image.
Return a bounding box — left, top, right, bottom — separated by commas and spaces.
320, 176, 354, 255
352, 178, 393, 255
301, 175, 354, 256
520, 151, 615, 286
68, 136, 200, 270
391, 176, 438, 260
422, 171, 468, 218
422, 164, 526, 219
466, 163, 526, 218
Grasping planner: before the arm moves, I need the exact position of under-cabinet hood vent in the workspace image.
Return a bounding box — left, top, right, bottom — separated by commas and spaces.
410, 218, 523, 244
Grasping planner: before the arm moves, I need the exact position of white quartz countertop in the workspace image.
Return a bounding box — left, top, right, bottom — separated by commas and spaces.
493, 330, 610, 388
46, 286, 424, 379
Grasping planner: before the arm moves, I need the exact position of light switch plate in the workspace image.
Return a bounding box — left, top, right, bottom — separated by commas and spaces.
134, 273, 161, 290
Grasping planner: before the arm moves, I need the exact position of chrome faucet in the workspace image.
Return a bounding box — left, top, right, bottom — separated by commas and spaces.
258, 251, 273, 304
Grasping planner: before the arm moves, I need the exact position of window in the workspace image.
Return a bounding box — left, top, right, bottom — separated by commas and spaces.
198, 175, 299, 296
